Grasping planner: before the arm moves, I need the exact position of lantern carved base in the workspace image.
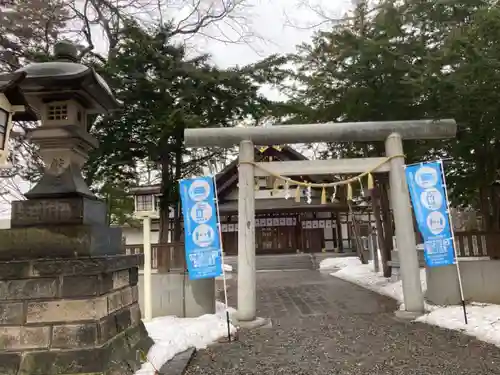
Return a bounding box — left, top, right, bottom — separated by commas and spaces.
0, 255, 153, 375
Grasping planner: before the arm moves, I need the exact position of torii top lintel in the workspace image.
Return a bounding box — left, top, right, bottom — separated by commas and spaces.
184, 119, 457, 148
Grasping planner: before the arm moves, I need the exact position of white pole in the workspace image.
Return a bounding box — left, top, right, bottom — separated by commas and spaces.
143, 215, 153, 321
212, 175, 232, 340
439, 159, 468, 324
212, 176, 229, 310
237, 140, 256, 321
385, 133, 425, 315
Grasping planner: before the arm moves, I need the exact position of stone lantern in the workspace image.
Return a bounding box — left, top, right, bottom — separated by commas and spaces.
17, 41, 118, 198
2, 41, 124, 253
0, 41, 152, 375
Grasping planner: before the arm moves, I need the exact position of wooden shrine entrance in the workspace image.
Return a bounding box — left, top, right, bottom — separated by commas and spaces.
222, 213, 330, 255
214, 145, 362, 255
220, 210, 369, 255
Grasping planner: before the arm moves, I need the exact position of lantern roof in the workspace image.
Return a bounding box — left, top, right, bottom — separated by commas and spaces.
4, 40, 120, 114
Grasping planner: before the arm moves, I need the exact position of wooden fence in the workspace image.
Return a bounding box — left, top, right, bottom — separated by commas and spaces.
454, 231, 500, 258
362, 231, 500, 259
125, 242, 185, 271
125, 231, 500, 270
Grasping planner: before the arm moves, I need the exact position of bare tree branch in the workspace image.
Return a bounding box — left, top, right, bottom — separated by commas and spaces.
283, 0, 354, 31
0, 0, 267, 207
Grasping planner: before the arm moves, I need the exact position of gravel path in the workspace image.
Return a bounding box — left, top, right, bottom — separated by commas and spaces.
186, 270, 500, 375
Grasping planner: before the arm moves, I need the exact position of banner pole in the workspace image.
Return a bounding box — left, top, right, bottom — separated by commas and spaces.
142, 215, 153, 322
439, 159, 468, 325
212, 175, 232, 341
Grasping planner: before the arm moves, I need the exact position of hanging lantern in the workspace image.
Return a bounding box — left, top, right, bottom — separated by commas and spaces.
295, 185, 301, 202
321, 187, 327, 205
359, 177, 365, 197
0, 72, 36, 167
347, 183, 353, 201
331, 185, 338, 203
284, 180, 290, 200
367, 173, 374, 190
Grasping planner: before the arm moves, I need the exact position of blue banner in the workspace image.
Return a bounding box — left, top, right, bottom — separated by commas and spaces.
405, 161, 455, 267
179, 176, 223, 280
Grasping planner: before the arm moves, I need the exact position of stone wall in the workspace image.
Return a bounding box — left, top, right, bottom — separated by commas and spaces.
0, 254, 153, 375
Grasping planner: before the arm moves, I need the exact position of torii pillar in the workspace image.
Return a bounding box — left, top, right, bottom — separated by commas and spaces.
185, 119, 457, 322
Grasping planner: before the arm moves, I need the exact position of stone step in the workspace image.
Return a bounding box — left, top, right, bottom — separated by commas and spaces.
224, 252, 359, 272
224, 254, 315, 272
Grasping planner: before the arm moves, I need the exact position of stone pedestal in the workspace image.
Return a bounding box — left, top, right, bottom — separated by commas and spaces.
11, 197, 108, 227
0, 197, 123, 260
0, 254, 153, 375
0, 199, 153, 375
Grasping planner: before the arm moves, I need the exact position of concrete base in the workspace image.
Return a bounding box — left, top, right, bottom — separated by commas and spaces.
394, 309, 424, 321
233, 316, 272, 330
426, 259, 500, 305
138, 271, 215, 318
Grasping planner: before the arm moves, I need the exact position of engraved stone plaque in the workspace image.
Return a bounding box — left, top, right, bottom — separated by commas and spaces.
11, 197, 107, 228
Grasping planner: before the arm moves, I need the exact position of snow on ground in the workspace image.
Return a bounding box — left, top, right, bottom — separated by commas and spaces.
223, 263, 233, 272
322, 256, 500, 349
135, 301, 237, 374
319, 257, 359, 271
419, 303, 500, 347
322, 257, 427, 307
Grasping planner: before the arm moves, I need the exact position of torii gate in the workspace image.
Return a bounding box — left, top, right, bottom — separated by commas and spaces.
185, 119, 457, 322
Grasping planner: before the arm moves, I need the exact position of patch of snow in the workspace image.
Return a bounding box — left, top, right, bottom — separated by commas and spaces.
326, 256, 500, 349
135, 301, 237, 374
319, 257, 360, 270
417, 303, 500, 347
329, 257, 412, 302
325, 256, 428, 309
223, 263, 233, 272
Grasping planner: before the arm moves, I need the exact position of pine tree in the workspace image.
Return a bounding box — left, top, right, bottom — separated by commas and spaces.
86, 22, 282, 241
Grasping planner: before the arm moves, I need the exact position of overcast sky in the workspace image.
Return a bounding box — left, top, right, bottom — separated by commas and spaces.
200, 0, 350, 67
184, 0, 352, 99
0, 0, 352, 219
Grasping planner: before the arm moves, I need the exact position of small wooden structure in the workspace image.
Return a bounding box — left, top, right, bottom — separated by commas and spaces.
127, 145, 378, 257
215, 145, 374, 255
